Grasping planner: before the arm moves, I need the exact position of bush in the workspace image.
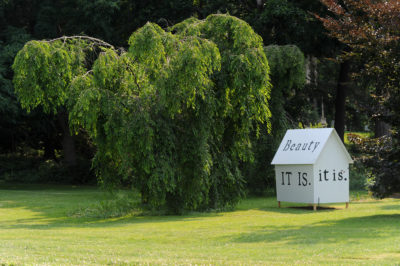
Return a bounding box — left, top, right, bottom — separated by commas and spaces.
349, 162, 368, 190
347, 133, 400, 197
70, 191, 141, 218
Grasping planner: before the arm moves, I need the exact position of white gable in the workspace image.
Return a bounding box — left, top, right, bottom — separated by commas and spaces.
271, 128, 353, 165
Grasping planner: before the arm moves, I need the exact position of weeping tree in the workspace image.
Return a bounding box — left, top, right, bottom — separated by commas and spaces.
12, 36, 114, 166
13, 14, 271, 212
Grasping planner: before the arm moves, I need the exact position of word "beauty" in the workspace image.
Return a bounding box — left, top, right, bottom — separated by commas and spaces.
282, 139, 320, 153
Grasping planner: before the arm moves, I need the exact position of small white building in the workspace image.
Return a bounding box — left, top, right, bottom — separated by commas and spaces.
271, 128, 353, 210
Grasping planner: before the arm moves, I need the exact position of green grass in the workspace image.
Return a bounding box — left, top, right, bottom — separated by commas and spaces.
0, 184, 399, 265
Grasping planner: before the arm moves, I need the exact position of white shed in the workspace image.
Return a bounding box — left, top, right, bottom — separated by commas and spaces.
271, 128, 353, 210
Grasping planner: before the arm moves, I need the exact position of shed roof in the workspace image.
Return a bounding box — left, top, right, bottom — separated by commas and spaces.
271, 128, 353, 165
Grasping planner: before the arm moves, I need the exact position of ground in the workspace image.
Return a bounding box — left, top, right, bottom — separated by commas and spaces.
0, 184, 399, 265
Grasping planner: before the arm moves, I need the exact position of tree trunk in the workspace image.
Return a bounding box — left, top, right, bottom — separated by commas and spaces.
334, 60, 350, 142
43, 140, 57, 161
374, 120, 391, 138
256, 0, 263, 10
373, 85, 391, 137
306, 56, 318, 87
57, 110, 77, 167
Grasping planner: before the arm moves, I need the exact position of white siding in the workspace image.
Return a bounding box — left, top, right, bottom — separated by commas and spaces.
313, 134, 349, 203
275, 165, 314, 203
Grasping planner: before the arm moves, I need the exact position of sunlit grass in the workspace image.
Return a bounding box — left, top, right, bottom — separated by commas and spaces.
0, 184, 399, 265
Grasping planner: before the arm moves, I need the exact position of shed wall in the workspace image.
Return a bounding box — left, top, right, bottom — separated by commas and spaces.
313, 134, 349, 203
275, 164, 314, 203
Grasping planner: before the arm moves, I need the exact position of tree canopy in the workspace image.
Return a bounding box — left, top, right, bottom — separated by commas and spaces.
12, 14, 272, 212
319, 0, 400, 197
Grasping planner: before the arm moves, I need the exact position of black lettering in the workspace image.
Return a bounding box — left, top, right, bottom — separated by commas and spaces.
286, 172, 292, 185
319, 170, 322, 181
313, 142, 320, 152
295, 144, 301, 151
338, 170, 344, 181
281, 172, 285, 185
302, 173, 308, 186
324, 169, 329, 181
283, 140, 291, 151
298, 172, 301, 186
308, 140, 314, 150
302, 143, 307, 150
333, 169, 336, 181
290, 144, 296, 151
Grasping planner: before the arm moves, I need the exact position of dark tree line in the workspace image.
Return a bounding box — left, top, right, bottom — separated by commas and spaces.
1, 0, 373, 194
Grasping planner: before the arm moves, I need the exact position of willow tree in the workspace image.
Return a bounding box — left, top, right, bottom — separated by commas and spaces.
13, 14, 271, 212
12, 36, 114, 166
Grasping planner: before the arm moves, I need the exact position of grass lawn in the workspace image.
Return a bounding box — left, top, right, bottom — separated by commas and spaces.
0, 184, 399, 265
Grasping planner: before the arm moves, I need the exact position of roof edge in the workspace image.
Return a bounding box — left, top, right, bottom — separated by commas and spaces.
331, 129, 354, 164
271, 128, 353, 165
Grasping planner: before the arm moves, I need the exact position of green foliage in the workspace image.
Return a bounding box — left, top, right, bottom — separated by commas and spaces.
243, 45, 306, 195
298, 122, 324, 129
265, 44, 306, 132
66, 14, 271, 212
347, 133, 400, 197
320, 0, 400, 197
265, 45, 305, 94
12, 39, 87, 114
196, 0, 338, 56
171, 15, 271, 126
349, 163, 368, 190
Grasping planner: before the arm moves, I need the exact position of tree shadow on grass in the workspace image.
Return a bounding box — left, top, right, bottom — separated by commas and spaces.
252, 198, 386, 215
0, 212, 223, 230
228, 214, 400, 245
253, 204, 340, 215
0, 184, 398, 232
381, 204, 400, 210
0, 185, 223, 230
289, 206, 337, 211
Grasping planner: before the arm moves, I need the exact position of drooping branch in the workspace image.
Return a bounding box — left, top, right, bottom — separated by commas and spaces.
46, 35, 115, 49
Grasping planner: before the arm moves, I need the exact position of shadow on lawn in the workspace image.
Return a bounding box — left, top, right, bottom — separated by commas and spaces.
0, 207, 223, 230
253, 204, 341, 214
0, 185, 223, 230
0, 185, 398, 233
381, 204, 400, 211
0, 213, 222, 230
251, 198, 385, 214
229, 213, 400, 245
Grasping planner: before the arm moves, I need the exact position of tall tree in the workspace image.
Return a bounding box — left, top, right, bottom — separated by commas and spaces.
13, 14, 272, 212
334, 60, 350, 140
0, 0, 120, 161
318, 0, 400, 137
319, 0, 400, 197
